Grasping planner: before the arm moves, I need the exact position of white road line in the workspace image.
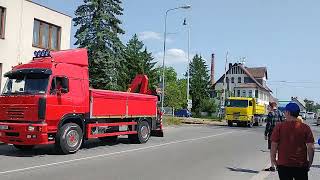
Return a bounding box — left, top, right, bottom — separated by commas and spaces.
0, 131, 236, 175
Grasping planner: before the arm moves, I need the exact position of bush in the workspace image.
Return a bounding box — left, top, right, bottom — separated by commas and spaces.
200, 99, 217, 113
163, 116, 182, 126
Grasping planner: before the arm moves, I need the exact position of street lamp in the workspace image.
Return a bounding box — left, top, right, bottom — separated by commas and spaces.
161, 5, 191, 112
182, 18, 191, 110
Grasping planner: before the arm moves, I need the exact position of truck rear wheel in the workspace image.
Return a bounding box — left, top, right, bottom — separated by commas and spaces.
129, 121, 151, 144
13, 145, 34, 151
55, 123, 83, 154
227, 121, 233, 127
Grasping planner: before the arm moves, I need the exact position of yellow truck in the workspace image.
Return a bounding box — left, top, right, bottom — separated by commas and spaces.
225, 97, 266, 127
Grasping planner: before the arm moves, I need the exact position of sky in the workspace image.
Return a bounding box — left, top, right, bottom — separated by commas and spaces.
33, 0, 320, 103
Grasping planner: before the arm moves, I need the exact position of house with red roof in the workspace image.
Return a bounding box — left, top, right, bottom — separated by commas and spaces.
212, 63, 275, 107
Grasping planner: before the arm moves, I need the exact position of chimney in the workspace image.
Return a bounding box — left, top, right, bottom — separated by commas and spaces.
210, 53, 215, 85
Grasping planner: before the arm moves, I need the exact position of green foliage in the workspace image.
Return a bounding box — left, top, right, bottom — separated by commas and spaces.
73, 0, 126, 90
124, 34, 158, 89
163, 116, 182, 126
189, 54, 211, 115
156, 67, 187, 109
200, 99, 217, 113
304, 99, 320, 112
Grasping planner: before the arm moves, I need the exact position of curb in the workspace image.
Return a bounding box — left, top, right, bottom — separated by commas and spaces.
181, 120, 226, 126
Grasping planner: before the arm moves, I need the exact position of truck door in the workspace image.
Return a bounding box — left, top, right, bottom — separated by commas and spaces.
46, 76, 73, 131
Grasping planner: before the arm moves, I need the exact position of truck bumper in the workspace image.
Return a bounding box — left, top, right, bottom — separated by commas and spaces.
0, 122, 49, 145
226, 115, 252, 121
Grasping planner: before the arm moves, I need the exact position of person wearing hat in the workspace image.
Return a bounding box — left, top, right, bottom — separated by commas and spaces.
270, 103, 315, 180
264, 102, 283, 171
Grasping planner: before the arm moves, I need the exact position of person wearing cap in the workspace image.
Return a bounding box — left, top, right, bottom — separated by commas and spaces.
270, 103, 315, 180
264, 102, 283, 171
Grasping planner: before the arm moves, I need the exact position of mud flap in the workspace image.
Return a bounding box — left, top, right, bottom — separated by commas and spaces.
151, 130, 164, 137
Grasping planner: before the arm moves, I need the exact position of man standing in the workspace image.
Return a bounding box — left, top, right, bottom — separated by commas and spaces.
264, 102, 283, 171
271, 103, 315, 180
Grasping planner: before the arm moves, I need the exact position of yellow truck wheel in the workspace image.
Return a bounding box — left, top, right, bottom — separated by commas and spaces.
227, 121, 233, 127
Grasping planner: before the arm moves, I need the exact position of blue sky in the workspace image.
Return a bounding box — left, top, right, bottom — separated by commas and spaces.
34, 0, 320, 103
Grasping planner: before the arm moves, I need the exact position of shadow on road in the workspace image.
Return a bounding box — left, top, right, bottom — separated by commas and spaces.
226, 167, 259, 174
260, 149, 269, 153
0, 138, 131, 157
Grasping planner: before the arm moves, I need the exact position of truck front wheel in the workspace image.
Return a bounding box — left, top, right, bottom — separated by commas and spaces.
129, 121, 151, 144
13, 145, 34, 151
55, 123, 83, 154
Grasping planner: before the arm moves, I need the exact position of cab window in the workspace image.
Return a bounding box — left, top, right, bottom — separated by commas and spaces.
50, 77, 69, 94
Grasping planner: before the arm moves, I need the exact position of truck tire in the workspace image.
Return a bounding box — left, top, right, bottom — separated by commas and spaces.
227, 121, 233, 127
253, 117, 260, 126
129, 121, 150, 144
99, 136, 118, 143
247, 118, 254, 128
55, 123, 83, 154
13, 145, 34, 151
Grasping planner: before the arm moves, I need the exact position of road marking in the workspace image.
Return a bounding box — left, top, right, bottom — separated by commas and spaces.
0, 131, 236, 175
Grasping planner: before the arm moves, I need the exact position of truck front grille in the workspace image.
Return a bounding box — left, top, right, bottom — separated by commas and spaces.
7, 107, 25, 119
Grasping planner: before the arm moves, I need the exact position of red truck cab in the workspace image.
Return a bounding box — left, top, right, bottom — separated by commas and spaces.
0, 49, 163, 154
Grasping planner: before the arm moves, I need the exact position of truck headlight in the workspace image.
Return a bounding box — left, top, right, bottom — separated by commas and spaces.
27, 126, 36, 132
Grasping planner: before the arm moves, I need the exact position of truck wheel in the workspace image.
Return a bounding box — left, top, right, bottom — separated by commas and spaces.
253, 117, 260, 126
55, 123, 83, 154
247, 118, 254, 128
227, 121, 233, 127
13, 145, 34, 151
99, 136, 118, 143
129, 121, 150, 144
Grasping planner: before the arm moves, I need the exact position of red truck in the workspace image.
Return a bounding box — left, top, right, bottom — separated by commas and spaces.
0, 49, 163, 154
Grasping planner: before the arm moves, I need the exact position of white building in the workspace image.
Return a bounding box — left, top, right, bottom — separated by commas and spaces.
213, 63, 273, 107
0, 0, 72, 89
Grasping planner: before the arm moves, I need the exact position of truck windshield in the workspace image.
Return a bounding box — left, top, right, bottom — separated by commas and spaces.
2, 74, 49, 95
226, 100, 249, 108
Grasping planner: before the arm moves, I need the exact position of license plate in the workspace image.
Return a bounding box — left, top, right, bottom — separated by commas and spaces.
0, 125, 8, 130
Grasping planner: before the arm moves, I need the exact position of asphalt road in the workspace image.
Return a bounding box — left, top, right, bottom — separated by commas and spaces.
0, 122, 319, 180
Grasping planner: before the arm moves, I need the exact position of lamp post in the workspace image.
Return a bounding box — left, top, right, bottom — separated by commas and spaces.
182, 18, 191, 110
161, 5, 191, 112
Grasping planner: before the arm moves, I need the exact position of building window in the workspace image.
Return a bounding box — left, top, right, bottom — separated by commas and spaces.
33, 19, 61, 50
249, 90, 253, 97
238, 77, 242, 83
242, 90, 246, 97
226, 77, 229, 83
255, 90, 258, 98
0, 7, 6, 39
231, 77, 234, 83
237, 90, 240, 97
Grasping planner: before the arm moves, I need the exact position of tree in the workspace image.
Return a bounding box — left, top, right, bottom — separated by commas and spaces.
156, 67, 187, 109
189, 54, 211, 115
124, 34, 158, 89
304, 99, 316, 112
73, 0, 125, 90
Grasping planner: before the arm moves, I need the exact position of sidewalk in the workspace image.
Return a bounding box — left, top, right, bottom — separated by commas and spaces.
264, 147, 320, 180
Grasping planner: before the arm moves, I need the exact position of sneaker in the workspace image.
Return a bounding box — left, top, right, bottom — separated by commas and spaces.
264, 167, 276, 172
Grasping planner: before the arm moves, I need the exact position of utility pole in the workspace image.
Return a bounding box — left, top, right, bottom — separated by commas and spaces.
183, 18, 191, 110
220, 51, 229, 117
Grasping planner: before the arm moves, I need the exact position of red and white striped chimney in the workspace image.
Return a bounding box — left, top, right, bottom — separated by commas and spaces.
210, 53, 215, 86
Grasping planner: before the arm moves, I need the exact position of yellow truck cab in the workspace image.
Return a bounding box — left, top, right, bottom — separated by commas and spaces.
225, 97, 266, 127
